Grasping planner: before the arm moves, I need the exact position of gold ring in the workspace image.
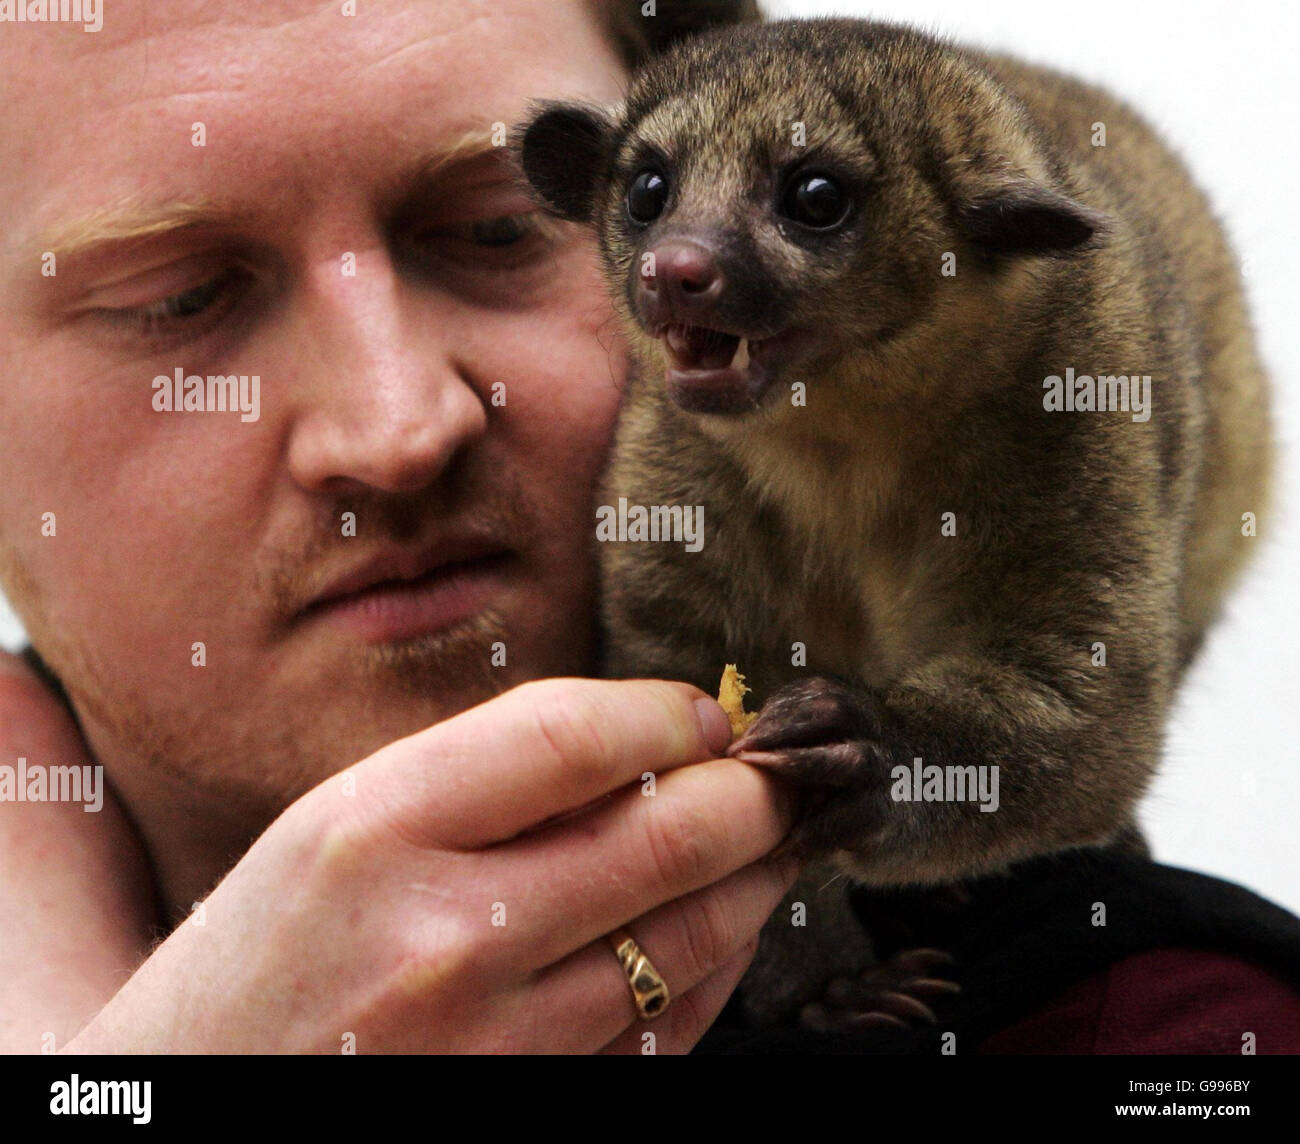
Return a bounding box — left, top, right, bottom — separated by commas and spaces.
607, 928, 670, 1020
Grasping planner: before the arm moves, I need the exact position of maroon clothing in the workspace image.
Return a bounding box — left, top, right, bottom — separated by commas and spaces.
979, 947, 1300, 1054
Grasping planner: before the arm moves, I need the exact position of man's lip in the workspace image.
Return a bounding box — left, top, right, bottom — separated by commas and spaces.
304, 539, 515, 613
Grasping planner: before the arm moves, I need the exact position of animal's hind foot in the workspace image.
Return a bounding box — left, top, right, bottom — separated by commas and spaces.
798, 947, 960, 1033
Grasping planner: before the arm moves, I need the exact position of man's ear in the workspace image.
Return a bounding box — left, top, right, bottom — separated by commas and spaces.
515, 101, 616, 224
959, 179, 1111, 257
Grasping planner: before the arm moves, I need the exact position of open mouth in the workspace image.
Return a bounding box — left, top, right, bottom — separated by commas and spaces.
665, 323, 752, 373
659, 322, 775, 415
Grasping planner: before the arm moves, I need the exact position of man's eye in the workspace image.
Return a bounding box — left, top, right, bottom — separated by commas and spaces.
414, 212, 558, 258
467, 215, 533, 246
97, 268, 249, 342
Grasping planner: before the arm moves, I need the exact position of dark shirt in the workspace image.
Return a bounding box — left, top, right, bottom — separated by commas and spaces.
695, 850, 1300, 1053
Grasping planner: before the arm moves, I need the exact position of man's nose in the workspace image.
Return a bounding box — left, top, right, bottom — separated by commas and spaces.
634, 238, 724, 327
285, 259, 487, 495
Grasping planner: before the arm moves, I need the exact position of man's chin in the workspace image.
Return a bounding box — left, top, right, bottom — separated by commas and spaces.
270, 606, 520, 787
343, 607, 514, 702
56, 606, 518, 822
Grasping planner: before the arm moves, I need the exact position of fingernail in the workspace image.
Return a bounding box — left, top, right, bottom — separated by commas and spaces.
693, 697, 733, 756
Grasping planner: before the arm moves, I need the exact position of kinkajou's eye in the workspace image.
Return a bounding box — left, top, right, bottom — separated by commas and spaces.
779, 171, 851, 230
626, 168, 670, 224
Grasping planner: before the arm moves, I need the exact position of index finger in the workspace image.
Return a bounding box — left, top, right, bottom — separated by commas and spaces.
360, 677, 735, 850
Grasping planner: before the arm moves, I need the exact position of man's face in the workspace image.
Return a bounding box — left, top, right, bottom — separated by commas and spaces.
0, 1, 627, 820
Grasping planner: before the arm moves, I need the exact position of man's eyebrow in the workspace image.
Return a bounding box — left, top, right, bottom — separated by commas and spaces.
406, 128, 501, 180
382, 128, 508, 208
29, 197, 250, 262
27, 128, 504, 263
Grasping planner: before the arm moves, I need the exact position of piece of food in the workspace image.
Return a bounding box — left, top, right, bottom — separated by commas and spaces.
717, 663, 759, 739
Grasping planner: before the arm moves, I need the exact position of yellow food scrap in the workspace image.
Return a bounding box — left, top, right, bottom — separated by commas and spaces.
718, 664, 759, 739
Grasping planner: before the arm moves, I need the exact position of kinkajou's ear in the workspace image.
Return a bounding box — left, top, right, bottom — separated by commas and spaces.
959, 178, 1111, 257
513, 101, 618, 224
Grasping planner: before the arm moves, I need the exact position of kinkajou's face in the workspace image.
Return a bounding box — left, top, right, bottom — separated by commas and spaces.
520, 23, 1107, 416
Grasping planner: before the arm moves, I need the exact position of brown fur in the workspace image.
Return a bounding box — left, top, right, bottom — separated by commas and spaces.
517, 17, 1271, 1024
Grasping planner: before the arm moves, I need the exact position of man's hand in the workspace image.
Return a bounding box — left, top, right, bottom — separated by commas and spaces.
62, 678, 797, 1053
0, 650, 157, 1053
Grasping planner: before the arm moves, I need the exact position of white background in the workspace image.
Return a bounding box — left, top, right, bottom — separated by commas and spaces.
2, 0, 1296, 908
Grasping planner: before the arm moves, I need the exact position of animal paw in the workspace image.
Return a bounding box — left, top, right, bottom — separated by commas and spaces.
727, 675, 896, 855
728, 675, 889, 782
798, 947, 960, 1033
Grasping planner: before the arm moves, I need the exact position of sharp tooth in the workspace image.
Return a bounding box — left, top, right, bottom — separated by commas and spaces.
733, 338, 750, 371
